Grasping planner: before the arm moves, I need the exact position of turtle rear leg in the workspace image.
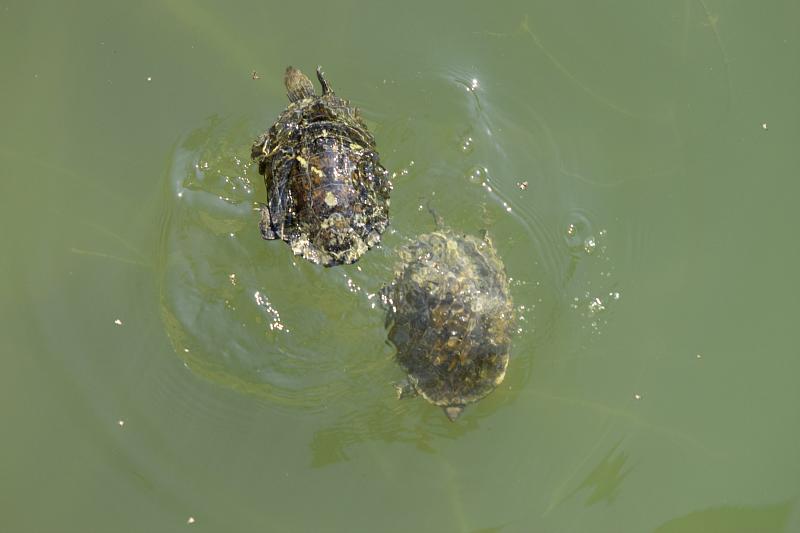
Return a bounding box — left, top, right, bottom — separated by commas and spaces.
394, 379, 417, 400
258, 203, 279, 240
284, 66, 315, 102
425, 201, 444, 229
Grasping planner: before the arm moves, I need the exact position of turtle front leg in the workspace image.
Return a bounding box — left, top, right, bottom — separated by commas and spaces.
393, 379, 417, 400
316, 66, 333, 95
251, 133, 269, 159
258, 203, 278, 240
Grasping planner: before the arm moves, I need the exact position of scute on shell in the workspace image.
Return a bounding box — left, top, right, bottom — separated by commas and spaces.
384, 229, 514, 419
251, 66, 391, 266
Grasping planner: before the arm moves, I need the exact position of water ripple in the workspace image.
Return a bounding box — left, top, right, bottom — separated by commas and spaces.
158, 116, 394, 413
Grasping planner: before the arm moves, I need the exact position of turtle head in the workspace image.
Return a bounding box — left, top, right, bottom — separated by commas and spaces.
284, 66, 316, 102
443, 405, 465, 421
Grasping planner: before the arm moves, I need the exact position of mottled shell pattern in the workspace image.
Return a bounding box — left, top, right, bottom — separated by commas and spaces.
383, 229, 514, 420
251, 66, 391, 266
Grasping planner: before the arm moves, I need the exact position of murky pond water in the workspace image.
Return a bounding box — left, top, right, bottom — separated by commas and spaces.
2, 1, 799, 531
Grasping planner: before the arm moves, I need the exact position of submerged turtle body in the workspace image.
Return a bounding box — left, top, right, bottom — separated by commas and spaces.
383, 228, 514, 421
251, 66, 390, 266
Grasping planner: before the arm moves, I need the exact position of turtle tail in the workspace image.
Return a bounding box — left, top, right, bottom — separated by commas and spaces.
284, 66, 315, 102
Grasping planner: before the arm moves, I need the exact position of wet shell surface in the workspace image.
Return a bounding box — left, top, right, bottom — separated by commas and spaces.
251, 66, 391, 266
383, 228, 514, 420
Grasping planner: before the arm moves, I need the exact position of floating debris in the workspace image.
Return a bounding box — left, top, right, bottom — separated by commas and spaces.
517, 180, 528, 190
761, 122, 768, 130
187, 517, 195, 525
117, 420, 125, 427
251, 70, 260, 80
113, 319, 123, 326
633, 393, 642, 400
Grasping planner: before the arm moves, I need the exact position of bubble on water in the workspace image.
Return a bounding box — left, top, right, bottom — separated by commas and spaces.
461, 135, 474, 153
588, 297, 605, 315
188, 152, 254, 205
393, 160, 414, 178
255, 291, 288, 333
563, 210, 619, 339
564, 213, 594, 251
566, 223, 576, 237
344, 274, 362, 294
466, 166, 485, 183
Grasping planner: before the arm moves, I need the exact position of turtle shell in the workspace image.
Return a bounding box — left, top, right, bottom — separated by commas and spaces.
251, 66, 391, 266
383, 229, 514, 418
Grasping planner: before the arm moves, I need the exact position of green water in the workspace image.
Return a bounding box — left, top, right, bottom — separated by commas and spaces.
2, 1, 799, 531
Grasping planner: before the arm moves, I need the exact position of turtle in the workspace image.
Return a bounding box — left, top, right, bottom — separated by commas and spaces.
382, 217, 514, 421
251, 66, 391, 266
